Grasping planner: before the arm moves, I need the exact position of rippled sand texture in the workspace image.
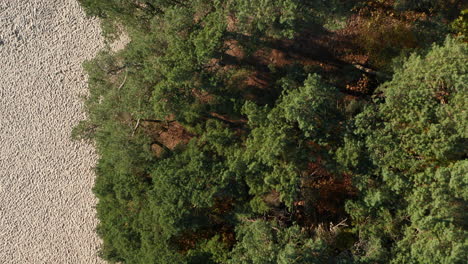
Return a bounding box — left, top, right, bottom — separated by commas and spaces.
0, 1, 106, 263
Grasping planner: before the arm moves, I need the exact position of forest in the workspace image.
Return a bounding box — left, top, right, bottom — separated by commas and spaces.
74, 0, 467, 263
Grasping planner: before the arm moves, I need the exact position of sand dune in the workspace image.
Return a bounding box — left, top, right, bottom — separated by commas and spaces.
0, 0, 107, 263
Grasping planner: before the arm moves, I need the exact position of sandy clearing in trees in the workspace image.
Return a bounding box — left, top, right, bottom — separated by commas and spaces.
0, 1, 113, 263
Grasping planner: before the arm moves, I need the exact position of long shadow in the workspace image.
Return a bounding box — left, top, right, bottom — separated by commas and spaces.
219, 24, 379, 102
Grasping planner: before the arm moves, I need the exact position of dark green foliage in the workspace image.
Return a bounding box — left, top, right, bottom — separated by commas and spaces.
227, 0, 302, 39
75, 0, 466, 263
343, 38, 468, 263
237, 74, 343, 208
150, 141, 230, 237
228, 220, 328, 263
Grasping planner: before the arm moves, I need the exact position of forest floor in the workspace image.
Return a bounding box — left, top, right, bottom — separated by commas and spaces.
225, 19, 377, 108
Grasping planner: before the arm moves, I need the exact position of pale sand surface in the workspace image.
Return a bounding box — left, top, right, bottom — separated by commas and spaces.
0, 0, 108, 263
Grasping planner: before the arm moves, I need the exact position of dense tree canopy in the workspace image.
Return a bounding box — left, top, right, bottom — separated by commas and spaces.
343, 38, 468, 263
75, 0, 467, 263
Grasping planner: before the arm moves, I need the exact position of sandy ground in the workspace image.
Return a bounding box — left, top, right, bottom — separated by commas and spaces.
0, 0, 110, 263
